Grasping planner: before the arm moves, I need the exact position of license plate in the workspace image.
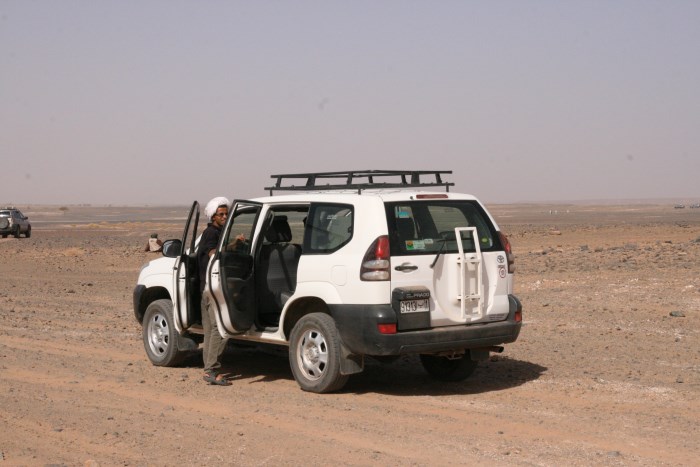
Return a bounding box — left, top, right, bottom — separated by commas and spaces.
400, 299, 429, 313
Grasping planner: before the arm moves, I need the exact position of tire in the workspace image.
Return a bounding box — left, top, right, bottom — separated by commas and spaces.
13, 226, 20, 238
289, 313, 349, 393
420, 352, 478, 382
142, 299, 186, 367
25, 226, 31, 238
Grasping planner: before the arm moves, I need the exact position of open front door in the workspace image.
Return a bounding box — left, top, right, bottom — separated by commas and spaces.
209, 201, 261, 336
173, 201, 201, 331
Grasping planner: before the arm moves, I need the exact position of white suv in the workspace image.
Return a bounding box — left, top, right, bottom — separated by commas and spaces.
133, 170, 522, 393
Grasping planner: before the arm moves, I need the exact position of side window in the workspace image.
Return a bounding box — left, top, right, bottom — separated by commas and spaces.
261, 208, 309, 246
223, 207, 258, 255
303, 204, 354, 254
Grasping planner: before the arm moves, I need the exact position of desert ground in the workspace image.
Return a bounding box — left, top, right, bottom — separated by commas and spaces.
1, 203, 699, 466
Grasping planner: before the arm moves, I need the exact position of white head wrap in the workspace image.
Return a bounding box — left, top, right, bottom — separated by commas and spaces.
204, 196, 230, 220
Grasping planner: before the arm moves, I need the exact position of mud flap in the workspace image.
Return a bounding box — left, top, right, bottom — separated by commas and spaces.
340, 342, 364, 375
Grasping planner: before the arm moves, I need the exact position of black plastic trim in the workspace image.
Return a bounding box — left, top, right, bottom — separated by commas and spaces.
133, 284, 146, 322
266, 170, 454, 195
328, 294, 522, 356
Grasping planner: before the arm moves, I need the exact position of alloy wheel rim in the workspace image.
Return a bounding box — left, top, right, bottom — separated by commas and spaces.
297, 328, 328, 380
147, 312, 169, 357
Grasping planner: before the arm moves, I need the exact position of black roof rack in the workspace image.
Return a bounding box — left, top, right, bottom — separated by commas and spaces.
265, 170, 453, 195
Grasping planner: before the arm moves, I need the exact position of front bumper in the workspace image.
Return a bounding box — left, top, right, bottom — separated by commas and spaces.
329, 294, 522, 356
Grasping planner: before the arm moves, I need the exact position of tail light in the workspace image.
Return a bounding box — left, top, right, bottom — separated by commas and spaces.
360, 236, 390, 281
498, 232, 515, 273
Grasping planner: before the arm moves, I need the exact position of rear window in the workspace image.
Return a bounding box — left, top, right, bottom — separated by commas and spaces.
385, 201, 501, 256
0, 211, 10, 217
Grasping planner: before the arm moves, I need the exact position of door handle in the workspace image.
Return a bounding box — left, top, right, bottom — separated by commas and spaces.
394, 264, 418, 271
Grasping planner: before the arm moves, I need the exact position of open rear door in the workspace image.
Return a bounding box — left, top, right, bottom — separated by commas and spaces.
173, 201, 201, 331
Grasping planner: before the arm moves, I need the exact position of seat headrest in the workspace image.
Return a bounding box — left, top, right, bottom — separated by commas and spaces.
395, 217, 416, 240
265, 216, 292, 243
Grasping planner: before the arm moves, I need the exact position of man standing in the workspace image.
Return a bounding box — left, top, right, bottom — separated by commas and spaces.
198, 196, 232, 386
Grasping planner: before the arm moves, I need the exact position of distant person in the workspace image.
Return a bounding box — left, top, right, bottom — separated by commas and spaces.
144, 233, 163, 252
198, 196, 242, 386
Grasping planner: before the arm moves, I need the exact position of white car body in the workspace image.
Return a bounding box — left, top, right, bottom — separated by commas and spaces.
134, 171, 522, 392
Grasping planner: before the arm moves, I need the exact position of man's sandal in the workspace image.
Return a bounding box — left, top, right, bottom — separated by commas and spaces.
203, 370, 231, 386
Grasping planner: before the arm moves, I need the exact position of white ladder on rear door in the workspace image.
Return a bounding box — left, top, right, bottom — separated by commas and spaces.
455, 227, 483, 319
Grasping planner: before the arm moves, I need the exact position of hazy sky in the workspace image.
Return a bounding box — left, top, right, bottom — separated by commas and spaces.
1, 1, 698, 205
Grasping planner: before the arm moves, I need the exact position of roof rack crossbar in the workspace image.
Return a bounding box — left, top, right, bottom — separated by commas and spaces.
265, 170, 454, 195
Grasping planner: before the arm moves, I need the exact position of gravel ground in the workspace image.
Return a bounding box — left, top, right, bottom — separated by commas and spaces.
1, 203, 698, 466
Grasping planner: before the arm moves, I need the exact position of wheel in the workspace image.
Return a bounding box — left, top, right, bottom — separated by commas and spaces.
289, 313, 349, 393
142, 299, 186, 367
13, 226, 20, 238
25, 226, 31, 238
420, 352, 478, 382
1, 234, 6, 238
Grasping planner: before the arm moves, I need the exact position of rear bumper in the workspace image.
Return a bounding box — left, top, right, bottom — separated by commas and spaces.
329, 294, 522, 356
0, 225, 27, 234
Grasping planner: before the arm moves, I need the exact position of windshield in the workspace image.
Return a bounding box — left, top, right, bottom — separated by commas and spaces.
385, 200, 501, 256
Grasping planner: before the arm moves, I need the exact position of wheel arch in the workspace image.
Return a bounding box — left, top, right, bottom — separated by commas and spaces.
135, 286, 171, 323
281, 296, 331, 341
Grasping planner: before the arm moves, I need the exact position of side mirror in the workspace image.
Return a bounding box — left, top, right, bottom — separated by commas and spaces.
162, 239, 182, 258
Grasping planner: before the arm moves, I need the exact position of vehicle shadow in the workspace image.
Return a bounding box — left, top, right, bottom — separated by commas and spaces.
179, 343, 292, 385
345, 355, 547, 396
185, 344, 546, 396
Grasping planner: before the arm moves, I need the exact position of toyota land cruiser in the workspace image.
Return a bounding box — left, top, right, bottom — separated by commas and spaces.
133, 170, 522, 393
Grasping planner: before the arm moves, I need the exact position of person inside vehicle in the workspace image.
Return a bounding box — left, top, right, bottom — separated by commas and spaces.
198, 196, 244, 385
144, 233, 164, 252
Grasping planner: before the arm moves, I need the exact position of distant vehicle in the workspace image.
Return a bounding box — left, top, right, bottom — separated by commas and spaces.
0, 207, 31, 238
674, 204, 685, 209
690, 203, 700, 209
